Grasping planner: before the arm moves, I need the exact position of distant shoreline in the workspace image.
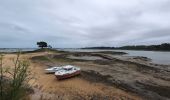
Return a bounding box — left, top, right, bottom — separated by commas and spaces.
81, 48, 170, 52
1, 43, 170, 53
1, 48, 170, 53
81, 43, 170, 52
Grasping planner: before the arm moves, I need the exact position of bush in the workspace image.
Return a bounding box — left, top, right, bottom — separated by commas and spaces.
0, 52, 32, 100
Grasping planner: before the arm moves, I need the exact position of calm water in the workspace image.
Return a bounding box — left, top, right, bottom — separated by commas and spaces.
0, 48, 36, 53
1, 48, 170, 65
60, 49, 170, 65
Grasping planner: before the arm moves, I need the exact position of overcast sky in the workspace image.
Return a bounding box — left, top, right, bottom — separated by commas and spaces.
0, 0, 170, 48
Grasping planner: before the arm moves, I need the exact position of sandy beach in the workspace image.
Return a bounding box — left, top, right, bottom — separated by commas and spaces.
1, 49, 170, 100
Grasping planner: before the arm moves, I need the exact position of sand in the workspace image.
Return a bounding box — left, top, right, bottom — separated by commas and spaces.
1, 50, 170, 100
1, 52, 141, 100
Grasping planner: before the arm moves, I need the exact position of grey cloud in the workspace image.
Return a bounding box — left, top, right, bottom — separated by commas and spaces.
0, 0, 170, 48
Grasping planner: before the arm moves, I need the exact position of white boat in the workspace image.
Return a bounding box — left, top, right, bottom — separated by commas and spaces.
55, 65, 81, 80
45, 67, 62, 73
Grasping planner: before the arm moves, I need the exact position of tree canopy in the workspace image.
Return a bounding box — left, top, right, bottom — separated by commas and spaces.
37, 41, 48, 48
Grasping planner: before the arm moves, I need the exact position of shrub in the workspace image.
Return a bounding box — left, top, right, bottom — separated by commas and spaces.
0, 52, 32, 100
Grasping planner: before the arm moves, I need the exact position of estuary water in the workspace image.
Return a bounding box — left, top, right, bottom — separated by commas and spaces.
60, 49, 170, 65
1, 48, 170, 65
0, 48, 36, 53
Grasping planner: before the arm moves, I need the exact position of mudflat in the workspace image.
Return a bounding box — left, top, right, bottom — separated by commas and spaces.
2, 49, 170, 100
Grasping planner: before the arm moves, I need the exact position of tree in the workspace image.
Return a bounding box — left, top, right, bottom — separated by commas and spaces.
48, 45, 52, 48
37, 41, 48, 49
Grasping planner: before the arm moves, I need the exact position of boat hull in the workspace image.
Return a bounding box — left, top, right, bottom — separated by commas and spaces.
55, 70, 81, 80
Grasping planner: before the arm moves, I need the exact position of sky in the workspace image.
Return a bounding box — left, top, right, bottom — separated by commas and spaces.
0, 0, 170, 48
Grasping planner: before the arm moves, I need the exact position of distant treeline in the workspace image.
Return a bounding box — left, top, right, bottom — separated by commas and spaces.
83, 43, 170, 51
83, 47, 115, 49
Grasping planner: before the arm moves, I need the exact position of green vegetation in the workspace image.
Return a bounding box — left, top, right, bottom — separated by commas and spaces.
83, 43, 170, 51
0, 53, 32, 100
118, 43, 170, 51
18, 48, 66, 54
37, 41, 48, 48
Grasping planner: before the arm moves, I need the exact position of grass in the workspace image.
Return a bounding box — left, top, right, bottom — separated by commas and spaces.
0, 52, 33, 100
21, 48, 67, 54
0, 48, 66, 55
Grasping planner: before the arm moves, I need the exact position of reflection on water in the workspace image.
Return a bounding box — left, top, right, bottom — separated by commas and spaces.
60, 49, 170, 65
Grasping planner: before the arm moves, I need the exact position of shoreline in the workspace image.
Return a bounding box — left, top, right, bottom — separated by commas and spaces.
1, 48, 170, 65
82, 48, 170, 52
31, 49, 170, 100
1, 49, 170, 100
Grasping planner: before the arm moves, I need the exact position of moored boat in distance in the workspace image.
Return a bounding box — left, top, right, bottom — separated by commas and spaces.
45, 67, 62, 73
55, 65, 81, 80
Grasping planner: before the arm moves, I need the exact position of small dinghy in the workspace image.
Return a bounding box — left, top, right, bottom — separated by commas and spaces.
45, 67, 62, 73
55, 65, 81, 80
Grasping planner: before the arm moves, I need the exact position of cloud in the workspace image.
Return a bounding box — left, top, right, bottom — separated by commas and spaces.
0, 0, 170, 48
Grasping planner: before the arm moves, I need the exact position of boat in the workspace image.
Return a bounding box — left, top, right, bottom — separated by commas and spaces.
55, 65, 81, 80
45, 67, 62, 73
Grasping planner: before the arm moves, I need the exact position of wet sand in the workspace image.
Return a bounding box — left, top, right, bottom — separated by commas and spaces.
2, 50, 170, 100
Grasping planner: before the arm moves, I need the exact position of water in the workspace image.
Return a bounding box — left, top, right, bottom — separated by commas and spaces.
113, 50, 170, 65
1, 48, 170, 65
0, 48, 37, 53
60, 49, 170, 65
